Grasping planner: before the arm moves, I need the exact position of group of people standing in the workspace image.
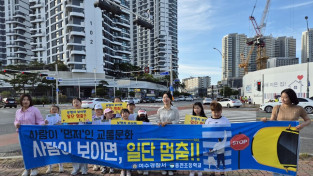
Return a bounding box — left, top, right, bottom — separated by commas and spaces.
14, 88, 311, 176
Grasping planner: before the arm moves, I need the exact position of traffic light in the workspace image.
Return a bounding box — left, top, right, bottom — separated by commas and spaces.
257, 81, 261, 91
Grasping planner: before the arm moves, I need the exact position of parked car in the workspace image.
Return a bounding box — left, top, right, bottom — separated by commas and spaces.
82, 98, 110, 109
142, 96, 156, 103
185, 96, 194, 101
3, 98, 17, 108
260, 98, 313, 114
155, 97, 163, 102
122, 97, 140, 104
218, 98, 242, 108
203, 98, 212, 105
178, 96, 185, 101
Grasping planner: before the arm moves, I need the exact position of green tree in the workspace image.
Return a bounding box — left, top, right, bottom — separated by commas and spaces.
0, 91, 11, 98
220, 86, 239, 97
115, 90, 122, 97
96, 80, 109, 97
129, 91, 135, 97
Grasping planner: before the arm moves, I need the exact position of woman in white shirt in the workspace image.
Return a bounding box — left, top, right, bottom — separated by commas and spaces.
156, 92, 180, 176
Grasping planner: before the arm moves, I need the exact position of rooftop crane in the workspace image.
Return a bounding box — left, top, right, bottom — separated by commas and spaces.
239, 0, 271, 74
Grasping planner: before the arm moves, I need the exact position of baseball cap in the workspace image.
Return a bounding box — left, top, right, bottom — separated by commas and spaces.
127, 100, 135, 105
104, 108, 113, 114
94, 104, 103, 110
138, 109, 147, 115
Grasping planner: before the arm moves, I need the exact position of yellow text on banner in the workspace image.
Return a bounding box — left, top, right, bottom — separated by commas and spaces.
101, 102, 127, 114
111, 119, 143, 125
61, 109, 92, 123
184, 115, 207, 124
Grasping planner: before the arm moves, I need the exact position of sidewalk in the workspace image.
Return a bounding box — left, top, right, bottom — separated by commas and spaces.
0, 157, 313, 176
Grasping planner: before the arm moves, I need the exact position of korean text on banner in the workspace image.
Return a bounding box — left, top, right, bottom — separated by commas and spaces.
61, 109, 92, 123
101, 102, 127, 114
184, 115, 207, 124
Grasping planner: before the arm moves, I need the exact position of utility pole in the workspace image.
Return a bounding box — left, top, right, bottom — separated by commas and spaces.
55, 64, 59, 105
94, 68, 97, 97
170, 55, 173, 96
213, 47, 226, 97
305, 16, 310, 98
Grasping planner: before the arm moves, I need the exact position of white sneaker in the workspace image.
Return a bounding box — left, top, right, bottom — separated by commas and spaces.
161, 170, 167, 175
143, 171, 149, 175
71, 168, 79, 175
120, 169, 125, 176
81, 164, 88, 175
197, 171, 203, 176
137, 170, 143, 174
22, 170, 29, 176
46, 166, 52, 174
93, 165, 100, 171
30, 169, 38, 176
126, 170, 131, 176
109, 168, 114, 173
59, 164, 64, 173
101, 166, 107, 173
189, 171, 195, 176
168, 171, 174, 176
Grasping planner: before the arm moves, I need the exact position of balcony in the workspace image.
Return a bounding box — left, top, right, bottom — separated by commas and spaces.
69, 31, 85, 37
69, 12, 84, 18
70, 50, 86, 55
30, 2, 44, 8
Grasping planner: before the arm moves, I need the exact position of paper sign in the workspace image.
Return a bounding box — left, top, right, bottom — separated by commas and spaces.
45, 114, 60, 125
61, 109, 92, 123
101, 102, 127, 114
111, 119, 143, 125
184, 115, 207, 124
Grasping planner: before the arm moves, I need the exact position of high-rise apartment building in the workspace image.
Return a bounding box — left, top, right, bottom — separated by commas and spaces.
301, 29, 313, 63
0, 0, 5, 65
222, 34, 297, 81
5, 0, 32, 65
4, 0, 131, 75
131, 0, 178, 74
275, 36, 296, 58
222, 33, 247, 79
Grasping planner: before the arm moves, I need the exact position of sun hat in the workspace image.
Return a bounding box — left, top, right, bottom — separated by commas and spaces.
138, 109, 147, 115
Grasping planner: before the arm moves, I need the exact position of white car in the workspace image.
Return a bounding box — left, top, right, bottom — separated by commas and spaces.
155, 97, 163, 102
185, 96, 194, 101
260, 98, 313, 113
218, 98, 242, 108
82, 98, 110, 109
178, 96, 185, 101
122, 97, 140, 104
203, 98, 212, 105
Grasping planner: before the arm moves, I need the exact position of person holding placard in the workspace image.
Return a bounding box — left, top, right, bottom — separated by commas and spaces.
45, 105, 64, 174
189, 102, 207, 176
156, 92, 179, 176
14, 94, 47, 176
70, 98, 89, 175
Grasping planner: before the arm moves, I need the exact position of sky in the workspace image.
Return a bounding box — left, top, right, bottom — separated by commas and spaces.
177, 0, 313, 85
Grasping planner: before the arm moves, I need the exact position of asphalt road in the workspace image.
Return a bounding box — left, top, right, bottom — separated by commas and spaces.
0, 101, 312, 154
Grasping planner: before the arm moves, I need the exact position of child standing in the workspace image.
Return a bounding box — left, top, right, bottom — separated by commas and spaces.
136, 109, 150, 175
70, 98, 89, 175
45, 105, 64, 174
120, 109, 133, 176
189, 102, 207, 176
205, 101, 230, 176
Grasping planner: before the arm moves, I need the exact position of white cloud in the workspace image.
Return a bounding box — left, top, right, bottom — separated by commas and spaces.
279, 1, 313, 10
178, 0, 215, 31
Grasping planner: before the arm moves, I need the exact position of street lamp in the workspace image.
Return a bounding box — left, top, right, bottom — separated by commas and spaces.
213, 47, 226, 97
94, 68, 97, 97
305, 16, 310, 98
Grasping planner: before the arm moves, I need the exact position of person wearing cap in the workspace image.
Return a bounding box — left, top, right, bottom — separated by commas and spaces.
91, 104, 107, 172
92, 104, 104, 125
103, 108, 115, 174
136, 109, 149, 122
127, 100, 137, 121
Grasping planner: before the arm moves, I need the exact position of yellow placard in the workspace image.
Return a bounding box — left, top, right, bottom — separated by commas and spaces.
111, 119, 143, 125
61, 109, 92, 123
184, 115, 207, 124
101, 102, 127, 114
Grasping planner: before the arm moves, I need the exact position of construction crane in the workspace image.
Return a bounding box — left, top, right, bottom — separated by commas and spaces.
239, 0, 271, 74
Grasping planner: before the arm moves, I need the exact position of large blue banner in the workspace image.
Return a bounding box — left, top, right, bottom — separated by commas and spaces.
19, 121, 299, 175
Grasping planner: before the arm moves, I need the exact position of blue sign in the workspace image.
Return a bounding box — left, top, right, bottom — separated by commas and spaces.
160, 72, 169, 75
169, 86, 174, 91
174, 79, 180, 82
19, 121, 299, 176
56, 88, 59, 92
46, 76, 55, 80
58, 78, 63, 82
